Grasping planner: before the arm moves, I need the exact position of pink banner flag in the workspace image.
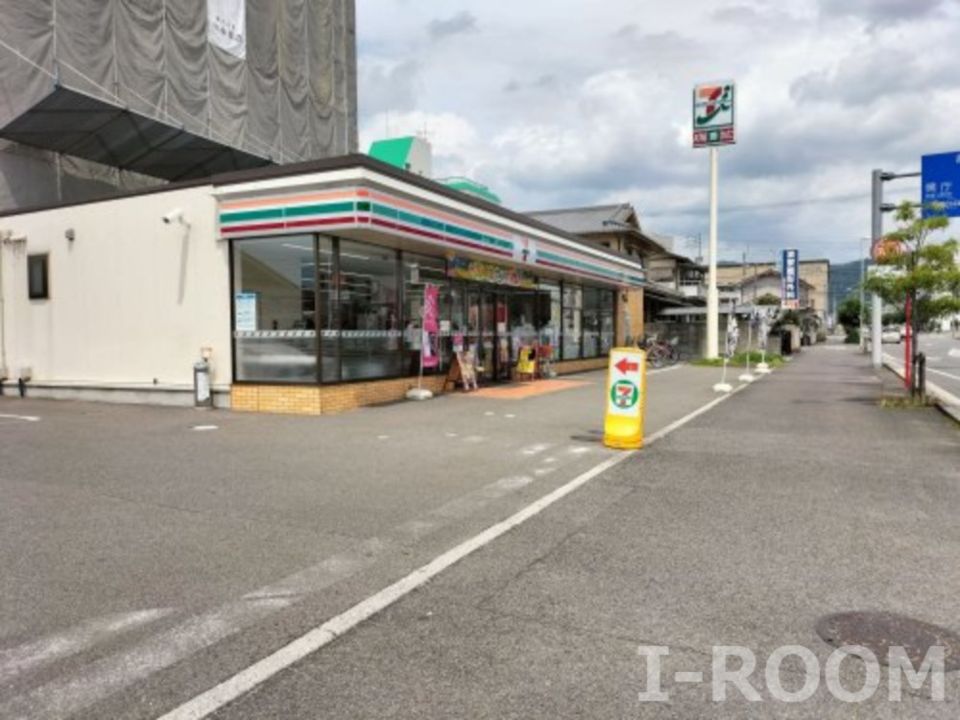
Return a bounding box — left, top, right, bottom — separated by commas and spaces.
422, 284, 440, 369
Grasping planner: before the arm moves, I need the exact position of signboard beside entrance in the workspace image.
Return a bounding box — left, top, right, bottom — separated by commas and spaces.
603, 348, 647, 450
921, 151, 960, 218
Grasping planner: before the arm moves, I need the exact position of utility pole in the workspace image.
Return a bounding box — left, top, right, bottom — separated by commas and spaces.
859, 236, 867, 353
870, 168, 921, 368
870, 170, 883, 368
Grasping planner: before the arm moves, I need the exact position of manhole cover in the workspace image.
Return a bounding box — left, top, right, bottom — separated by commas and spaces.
816, 612, 960, 670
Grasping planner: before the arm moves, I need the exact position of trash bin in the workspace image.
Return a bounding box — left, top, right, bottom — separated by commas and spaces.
780, 331, 792, 356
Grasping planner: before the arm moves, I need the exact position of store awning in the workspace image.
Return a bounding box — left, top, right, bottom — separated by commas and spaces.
0, 85, 272, 181
214, 159, 648, 289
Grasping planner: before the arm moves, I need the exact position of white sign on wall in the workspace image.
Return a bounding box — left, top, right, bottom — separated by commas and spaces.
208, 0, 247, 59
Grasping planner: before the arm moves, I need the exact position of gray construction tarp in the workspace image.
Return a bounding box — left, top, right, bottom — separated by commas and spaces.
0, 0, 358, 211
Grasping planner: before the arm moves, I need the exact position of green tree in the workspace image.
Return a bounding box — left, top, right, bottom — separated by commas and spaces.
837, 296, 862, 332
882, 308, 906, 326
755, 292, 781, 306
864, 201, 960, 393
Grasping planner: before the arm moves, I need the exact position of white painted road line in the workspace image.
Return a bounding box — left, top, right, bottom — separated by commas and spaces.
0, 597, 300, 719
1, 461, 576, 718
0, 608, 172, 685
647, 364, 685, 375
155, 383, 750, 720
0, 413, 40, 422
928, 367, 960, 383
520, 443, 552, 456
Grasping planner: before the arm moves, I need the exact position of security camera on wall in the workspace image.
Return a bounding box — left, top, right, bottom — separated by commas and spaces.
162, 208, 186, 225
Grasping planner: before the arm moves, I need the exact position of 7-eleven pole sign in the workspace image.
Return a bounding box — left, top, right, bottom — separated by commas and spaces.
603, 347, 647, 450
693, 81, 736, 147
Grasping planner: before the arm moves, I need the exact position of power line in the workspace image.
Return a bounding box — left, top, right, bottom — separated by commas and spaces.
644, 187, 919, 217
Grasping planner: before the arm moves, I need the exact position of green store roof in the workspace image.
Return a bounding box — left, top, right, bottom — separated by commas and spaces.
368, 137, 415, 169
439, 177, 501, 205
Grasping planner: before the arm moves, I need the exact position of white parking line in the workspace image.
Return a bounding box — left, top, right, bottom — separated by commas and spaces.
155, 382, 749, 720
520, 443, 551, 456
0, 413, 40, 422
0, 609, 172, 685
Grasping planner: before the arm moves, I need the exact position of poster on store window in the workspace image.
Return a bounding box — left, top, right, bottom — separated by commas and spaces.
422, 284, 440, 369
234, 292, 257, 331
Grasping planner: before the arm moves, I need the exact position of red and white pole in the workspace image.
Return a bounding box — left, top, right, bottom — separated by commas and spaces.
904, 296, 912, 391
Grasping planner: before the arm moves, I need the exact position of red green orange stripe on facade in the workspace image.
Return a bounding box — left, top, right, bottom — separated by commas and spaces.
218, 190, 644, 287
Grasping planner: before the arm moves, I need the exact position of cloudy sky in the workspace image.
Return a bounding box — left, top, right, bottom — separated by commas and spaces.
356, 0, 960, 263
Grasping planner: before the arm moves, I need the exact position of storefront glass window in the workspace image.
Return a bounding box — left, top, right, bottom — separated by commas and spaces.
338, 239, 401, 381
600, 289, 615, 355
445, 283, 465, 367
508, 291, 538, 361
583, 286, 601, 358
402, 253, 447, 375
539, 282, 561, 356
233, 236, 317, 382
562, 283, 582, 360
317, 237, 338, 382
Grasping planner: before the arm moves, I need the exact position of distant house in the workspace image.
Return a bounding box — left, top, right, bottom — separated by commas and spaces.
527, 203, 703, 336
725, 269, 813, 308
716, 259, 830, 321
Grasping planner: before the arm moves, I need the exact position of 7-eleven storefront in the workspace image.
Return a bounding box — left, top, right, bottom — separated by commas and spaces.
219, 159, 645, 413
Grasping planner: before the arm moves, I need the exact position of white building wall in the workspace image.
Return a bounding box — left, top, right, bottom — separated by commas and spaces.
0, 186, 232, 404
405, 137, 433, 177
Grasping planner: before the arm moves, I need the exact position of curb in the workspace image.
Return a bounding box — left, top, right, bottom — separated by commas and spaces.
882, 355, 960, 425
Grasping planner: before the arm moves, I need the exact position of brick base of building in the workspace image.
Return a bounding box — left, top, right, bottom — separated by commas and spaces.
231, 357, 608, 415
552, 357, 607, 375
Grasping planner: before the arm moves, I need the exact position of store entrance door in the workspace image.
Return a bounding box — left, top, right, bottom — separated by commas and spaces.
466, 289, 494, 381
464, 286, 548, 384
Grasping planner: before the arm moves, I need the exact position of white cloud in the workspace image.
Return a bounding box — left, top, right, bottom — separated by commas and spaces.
357, 0, 960, 262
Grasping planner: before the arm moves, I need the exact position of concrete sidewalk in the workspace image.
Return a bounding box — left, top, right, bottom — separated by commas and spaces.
213, 345, 960, 719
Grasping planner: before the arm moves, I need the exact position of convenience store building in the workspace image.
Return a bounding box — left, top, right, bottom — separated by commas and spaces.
0, 156, 646, 414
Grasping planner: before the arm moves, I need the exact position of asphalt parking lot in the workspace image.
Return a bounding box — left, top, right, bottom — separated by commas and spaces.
0, 363, 728, 719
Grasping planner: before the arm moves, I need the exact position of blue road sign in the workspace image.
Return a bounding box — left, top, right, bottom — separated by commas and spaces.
921, 151, 960, 218
781, 249, 799, 308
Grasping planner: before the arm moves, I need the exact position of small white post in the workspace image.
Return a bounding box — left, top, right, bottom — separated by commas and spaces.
713, 305, 734, 393
406, 297, 434, 401
739, 314, 756, 383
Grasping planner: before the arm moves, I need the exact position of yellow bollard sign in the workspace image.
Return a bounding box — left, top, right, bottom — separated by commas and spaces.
603, 347, 647, 450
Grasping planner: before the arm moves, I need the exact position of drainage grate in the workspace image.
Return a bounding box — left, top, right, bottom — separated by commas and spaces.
816, 611, 960, 671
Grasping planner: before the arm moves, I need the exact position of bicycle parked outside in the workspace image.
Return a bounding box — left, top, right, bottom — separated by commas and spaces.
638, 334, 684, 369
